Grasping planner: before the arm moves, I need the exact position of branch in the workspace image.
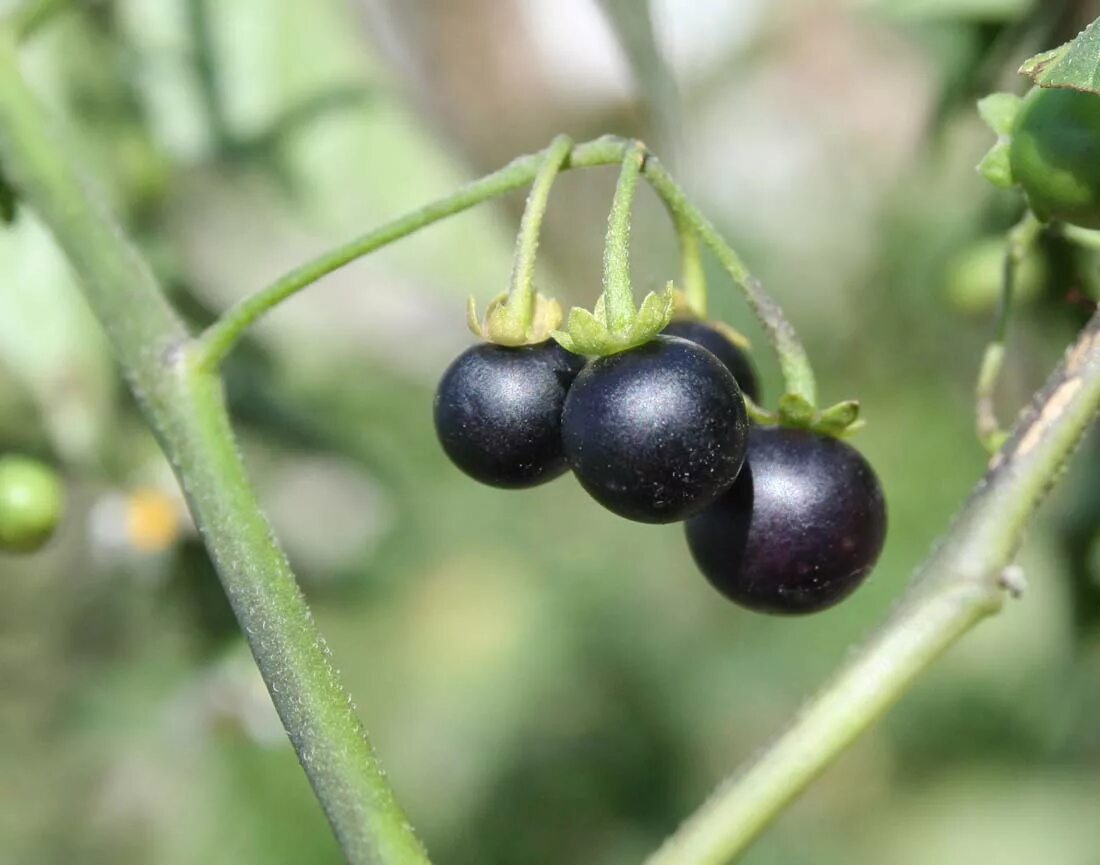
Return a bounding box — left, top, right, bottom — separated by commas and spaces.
194, 135, 629, 370
646, 310, 1100, 865
194, 136, 817, 406
0, 31, 429, 865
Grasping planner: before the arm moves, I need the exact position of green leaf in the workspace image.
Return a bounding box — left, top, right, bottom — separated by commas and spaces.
1019, 18, 1100, 94
596, 0, 681, 152
976, 92, 1021, 136
977, 140, 1014, 189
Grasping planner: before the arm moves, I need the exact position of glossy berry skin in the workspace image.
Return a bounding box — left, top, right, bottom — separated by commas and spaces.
1010, 87, 1100, 229
562, 336, 748, 524
685, 426, 886, 614
663, 320, 761, 403
434, 341, 585, 489
0, 456, 64, 554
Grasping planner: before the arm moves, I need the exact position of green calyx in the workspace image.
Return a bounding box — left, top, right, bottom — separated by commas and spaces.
552, 283, 674, 355
553, 141, 675, 357
467, 290, 563, 346
745, 393, 863, 439
976, 91, 1022, 190
468, 134, 573, 347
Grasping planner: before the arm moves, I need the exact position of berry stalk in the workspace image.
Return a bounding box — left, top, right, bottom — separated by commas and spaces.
602, 142, 647, 335
640, 155, 818, 406
976, 212, 1041, 453
505, 134, 572, 324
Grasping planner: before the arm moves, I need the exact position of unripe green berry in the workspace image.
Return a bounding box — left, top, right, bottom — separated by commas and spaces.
0, 456, 64, 554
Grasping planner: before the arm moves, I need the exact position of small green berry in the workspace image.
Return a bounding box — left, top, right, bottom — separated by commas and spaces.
0, 456, 64, 554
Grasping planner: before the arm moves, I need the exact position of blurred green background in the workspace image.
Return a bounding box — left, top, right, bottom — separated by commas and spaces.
1, 0, 1099, 863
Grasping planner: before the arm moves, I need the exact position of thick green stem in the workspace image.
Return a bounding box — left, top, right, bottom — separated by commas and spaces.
646, 310, 1100, 865
504, 133, 572, 322
0, 31, 429, 865
601, 143, 646, 335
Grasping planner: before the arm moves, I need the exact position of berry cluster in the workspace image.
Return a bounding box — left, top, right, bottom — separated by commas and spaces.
434, 321, 887, 615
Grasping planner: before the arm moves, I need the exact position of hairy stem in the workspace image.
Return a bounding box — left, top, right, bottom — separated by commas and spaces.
0, 31, 429, 865
602, 142, 646, 334
195, 136, 629, 369
646, 310, 1100, 865
504, 133, 572, 323
194, 136, 816, 404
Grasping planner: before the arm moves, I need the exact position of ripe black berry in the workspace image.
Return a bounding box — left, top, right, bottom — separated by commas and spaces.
562, 335, 748, 523
685, 426, 886, 614
663, 320, 761, 402
434, 341, 585, 489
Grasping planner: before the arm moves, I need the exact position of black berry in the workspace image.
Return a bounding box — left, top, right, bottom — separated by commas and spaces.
562, 335, 748, 523
434, 341, 585, 488
685, 426, 886, 614
663, 320, 761, 402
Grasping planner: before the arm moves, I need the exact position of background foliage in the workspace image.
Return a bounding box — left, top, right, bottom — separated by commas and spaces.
1, 0, 1098, 863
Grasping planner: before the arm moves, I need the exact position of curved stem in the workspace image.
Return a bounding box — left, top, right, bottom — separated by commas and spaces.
640, 156, 817, 405
602, 142, 646, 335
675, 211, 707, 318
503, 133, 572, 322
0, 31, 429, 865
194, 135, 816, 403
977, 212, 1042, 452
646, 310, 1100, 865
195, 136, 629, 369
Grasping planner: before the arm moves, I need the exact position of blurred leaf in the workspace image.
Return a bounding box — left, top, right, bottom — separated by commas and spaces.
596, 0, 681, 158
866, 0, 1034, 21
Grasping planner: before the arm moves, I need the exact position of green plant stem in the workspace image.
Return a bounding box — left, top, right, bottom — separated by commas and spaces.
976, 212, 1042, 452
646, 309, 1100, 865
0, 31, 429, 865
194, 136, 816, 404
504, 133, 572, 322
602, 142, 646, 334
641, 157, 817, 405
195, 135, 628, 369
674, 211, 707, 317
